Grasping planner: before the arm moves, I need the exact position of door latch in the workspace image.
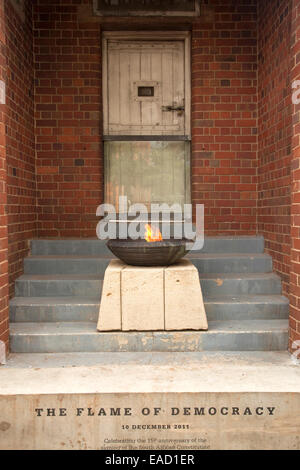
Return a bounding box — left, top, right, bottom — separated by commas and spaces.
162, 105, 185, 112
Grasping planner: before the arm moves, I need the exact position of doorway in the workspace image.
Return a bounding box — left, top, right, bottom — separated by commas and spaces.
102, 32, 191, 211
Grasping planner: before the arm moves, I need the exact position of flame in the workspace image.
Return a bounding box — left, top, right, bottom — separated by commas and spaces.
144, 224, 163, 242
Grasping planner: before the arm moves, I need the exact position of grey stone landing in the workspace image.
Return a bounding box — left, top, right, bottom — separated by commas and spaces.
1, 351, 299, 450
9, 237, 289, 353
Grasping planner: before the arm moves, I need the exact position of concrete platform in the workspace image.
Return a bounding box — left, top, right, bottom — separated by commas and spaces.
0, 351, 299, 450
1, 351, 299, 392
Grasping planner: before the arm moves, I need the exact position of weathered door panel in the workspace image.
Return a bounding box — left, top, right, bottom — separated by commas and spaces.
104, 141, 191, 210
106, 40, 186, 136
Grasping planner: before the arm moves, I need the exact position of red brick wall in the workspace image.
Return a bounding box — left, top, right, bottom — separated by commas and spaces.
34, 0, 102, 237
5, 0, 36, 296
33, 0, 258, 237
257, 0, 293, 297
290, 0, 300, 349
0, 1, 9, 352
191, 0, 258, 235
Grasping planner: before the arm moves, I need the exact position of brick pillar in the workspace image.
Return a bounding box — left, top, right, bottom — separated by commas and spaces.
290, 0, 300, 350
0, 1, 9, 355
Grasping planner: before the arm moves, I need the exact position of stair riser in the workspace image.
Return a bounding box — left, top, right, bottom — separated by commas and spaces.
205, 302, 289, 321
191, 257, 272, 274
10, 305, 99, 323
24, 258, 111, 276
10, 300, 289, 323
24, 256, 272, 275
196, 237, 264, 254
15, 279, 103, 298
9, 330, 288, 353
31, 240, 111, 256
30, 237, 265, 256
15, 276, 281, 297
200, 277, 282, 296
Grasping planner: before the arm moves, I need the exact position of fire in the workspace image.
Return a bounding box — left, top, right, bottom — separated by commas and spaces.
144, 224, 163, 242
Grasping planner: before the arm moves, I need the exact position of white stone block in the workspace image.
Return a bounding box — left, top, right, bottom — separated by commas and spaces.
122, 265, 164, 331
0, 340, 6, 365
165, 259, 208, 330
97, 259, 125, 332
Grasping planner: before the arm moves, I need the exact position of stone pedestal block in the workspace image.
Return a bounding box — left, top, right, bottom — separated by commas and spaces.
97, 259, 208, 332
122, 265, 165, 331
97, 259, 123, 331
165, 259, 207, 330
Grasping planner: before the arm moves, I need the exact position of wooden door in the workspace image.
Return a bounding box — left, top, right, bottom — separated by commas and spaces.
103, 32, 191, 208
104, 39, 187, 136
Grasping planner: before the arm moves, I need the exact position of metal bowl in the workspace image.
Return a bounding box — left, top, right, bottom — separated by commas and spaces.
106, 238, 190, 267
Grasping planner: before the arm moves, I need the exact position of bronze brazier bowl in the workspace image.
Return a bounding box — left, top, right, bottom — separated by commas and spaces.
106, 238, 190, 267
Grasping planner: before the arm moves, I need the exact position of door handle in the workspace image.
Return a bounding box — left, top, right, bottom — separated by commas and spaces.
161, 105, 185, 112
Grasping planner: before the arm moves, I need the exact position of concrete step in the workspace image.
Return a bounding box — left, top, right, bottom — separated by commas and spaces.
15, 275, 103, 298
30, 236, 265, 256
195, 236, 264, 254
5, 350, 295, 369
9, 295, 289, 323
31, 239, 111, 256
24, 253, 272, 275
204, 295, 289, 321
1, 350, 299, 450
10, 297, 100, 322
188, 253, 272, 274
14, 272, 281, 298
24, 255, 112, 276
9, 320, 289, 353
198, 273, 282, 296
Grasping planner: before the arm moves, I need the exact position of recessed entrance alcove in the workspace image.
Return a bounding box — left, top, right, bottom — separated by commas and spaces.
0, 0, 299, 451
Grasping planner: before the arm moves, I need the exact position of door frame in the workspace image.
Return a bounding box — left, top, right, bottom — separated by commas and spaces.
102, 31, 191, 138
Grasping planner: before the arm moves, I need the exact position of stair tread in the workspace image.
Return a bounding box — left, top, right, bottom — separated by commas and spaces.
204, 294, 289, 303
198, 272, 280, 280
26, 253, 270, 260
10, 294, 289, 306
17, 272, 279, 281
31, 236, 264, 241
188, 253, 271, 259
10, 319, 289, 335
27, 255, 114, 260
4, 350, 295, 370
3, 351, 299, 397
17, 274, 103, 280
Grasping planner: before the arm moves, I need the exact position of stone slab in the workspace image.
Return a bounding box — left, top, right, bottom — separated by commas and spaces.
122, 265, 165, 331
165, 260, 208, 330
97, 260, 124, 331
0, 341, 6, 365
0, 392, 299, 450
0, 351, 299, 450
